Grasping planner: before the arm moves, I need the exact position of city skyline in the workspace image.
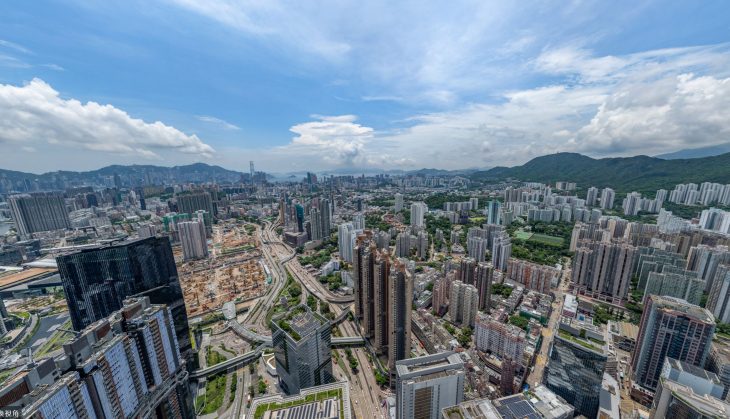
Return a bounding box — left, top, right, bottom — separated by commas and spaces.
1, 1, 730, 173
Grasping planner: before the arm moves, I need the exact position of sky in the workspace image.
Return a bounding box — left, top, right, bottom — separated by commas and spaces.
1, 1, 730, 174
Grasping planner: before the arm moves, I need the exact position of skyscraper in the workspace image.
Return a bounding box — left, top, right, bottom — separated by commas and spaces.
571, 239, 637, 301
600, 188, 615, 210
651, 358, 730, 418
394, 193, 404, 213
309, 207, 322, 241
395, 352, 465, 419
632, 295, 715, 393
707, 264, 730, 323
585, 187, 599, 207
354, 232, 412, 374
491, 233, 512, 271
338, 222, 355, 263
176, 191, 215, 217
467, 236, 488, 262
56, 236, 192, 361
388, 259, 413, 373
271, 305, 334, 394
544, 325, 608, 418
475, 262, 493, 312
9, 192, 70, 238
410, 202, 427, 228
486, 200, 501, 225
178, 219, 208, 261
448, 280, 477, 327
10, 297, 191, 418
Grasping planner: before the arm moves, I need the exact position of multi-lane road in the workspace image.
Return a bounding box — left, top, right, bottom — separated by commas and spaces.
527, 265, 571, 388
257, 223, 388, 418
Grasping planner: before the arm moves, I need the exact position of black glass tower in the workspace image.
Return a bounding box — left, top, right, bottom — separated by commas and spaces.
56, 236, 192, 361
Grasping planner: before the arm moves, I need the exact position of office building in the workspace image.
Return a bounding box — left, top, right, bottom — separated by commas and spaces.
651, 358, 730, 418
396, 352, 465, 419
271, 305, 334, 395
395, 193, 404, 213
9, 193, 70, 238
178, 219, 208, 261
338, 222, 355, 263
632, 296, 715, 393
410, 202, 427, 228
544, 321, 608, 418
56, 236, 192, 361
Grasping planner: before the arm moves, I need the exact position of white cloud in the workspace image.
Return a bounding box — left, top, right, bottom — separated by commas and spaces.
285, 114, 373, 166
572, 73, 730, 155
196, 115, 240, 130
0, 39, 32, 55
0, 78, 215, 160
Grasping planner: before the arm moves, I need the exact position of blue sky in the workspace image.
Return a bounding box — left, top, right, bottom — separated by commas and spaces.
1, 0, 730, 173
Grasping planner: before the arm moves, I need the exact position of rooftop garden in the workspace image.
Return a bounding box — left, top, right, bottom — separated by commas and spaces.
253, 388, 344, 419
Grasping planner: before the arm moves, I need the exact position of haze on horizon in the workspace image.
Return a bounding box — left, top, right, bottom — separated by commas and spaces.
1, 1, 730, 173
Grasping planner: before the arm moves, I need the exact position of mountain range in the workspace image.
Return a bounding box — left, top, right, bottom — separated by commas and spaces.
654, 143, 730, 159
3, 151, 730, 193
470, 152, 730, 192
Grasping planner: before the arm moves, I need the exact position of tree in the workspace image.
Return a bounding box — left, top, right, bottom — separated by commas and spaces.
508, 315, 529, 331
257, 379, 267, 394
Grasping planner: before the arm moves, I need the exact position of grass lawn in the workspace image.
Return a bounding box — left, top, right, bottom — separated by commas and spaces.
35, 319, 73, 357
514, 230, 533, 240
197, 373, 228, 414
528, 233, 564, 246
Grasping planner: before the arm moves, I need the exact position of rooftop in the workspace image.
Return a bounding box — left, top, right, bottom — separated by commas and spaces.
661, 379, 730, 417
441, 385, 573, 419
396, 351, 464, 379
249, 382, 350, 419
0, 267, 57, 289
274, 304, 328, 342
651, 295, 715, 323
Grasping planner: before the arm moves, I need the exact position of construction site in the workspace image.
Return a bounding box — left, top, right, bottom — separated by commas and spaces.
178, 221, 269, 318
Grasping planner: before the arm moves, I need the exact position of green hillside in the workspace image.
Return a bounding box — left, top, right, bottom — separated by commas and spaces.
470, 152, 730, 193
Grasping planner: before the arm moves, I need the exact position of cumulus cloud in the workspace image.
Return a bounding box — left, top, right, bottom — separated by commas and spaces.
0, 78, 215, 159
286, 115, 373, 166
572, 73, 730, 155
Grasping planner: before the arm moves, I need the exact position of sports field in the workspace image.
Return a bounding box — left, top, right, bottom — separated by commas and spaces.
514, 230, 533, 240
529, 233, 564, 246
